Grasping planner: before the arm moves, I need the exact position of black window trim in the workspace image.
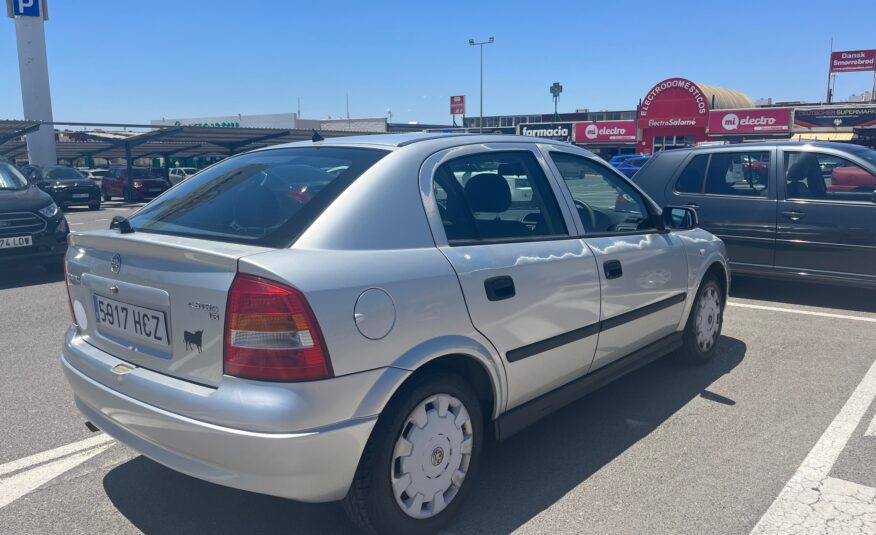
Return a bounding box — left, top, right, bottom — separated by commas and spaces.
436, 149, 572, 247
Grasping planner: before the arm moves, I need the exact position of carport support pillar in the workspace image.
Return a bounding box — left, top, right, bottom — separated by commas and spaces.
125, 143, 133, 186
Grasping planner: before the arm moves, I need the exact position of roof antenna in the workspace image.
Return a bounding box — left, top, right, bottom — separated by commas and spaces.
311, 130, 324, 142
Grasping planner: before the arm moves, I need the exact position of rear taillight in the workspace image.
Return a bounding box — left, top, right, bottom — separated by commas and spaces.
224, 274, 332, 382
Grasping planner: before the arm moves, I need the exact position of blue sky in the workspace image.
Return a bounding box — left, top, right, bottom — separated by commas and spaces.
1, 0, 875, 125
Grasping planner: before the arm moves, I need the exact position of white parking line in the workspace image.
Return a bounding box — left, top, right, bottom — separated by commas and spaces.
728, 302, 876, 323
750, 356, 876, 534
0, 434, 114, 510
68, 222, 84, 226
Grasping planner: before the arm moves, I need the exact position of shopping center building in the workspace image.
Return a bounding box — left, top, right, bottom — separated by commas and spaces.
460, 77, 876, 157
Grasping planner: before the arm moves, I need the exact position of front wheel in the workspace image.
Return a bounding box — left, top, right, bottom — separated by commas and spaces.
676, 274, 723, 365
343, 373, 483, 535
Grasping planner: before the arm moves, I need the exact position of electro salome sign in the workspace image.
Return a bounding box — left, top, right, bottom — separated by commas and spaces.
830, 50, 876, 73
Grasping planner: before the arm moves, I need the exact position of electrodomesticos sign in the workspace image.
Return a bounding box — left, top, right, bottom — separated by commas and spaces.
574, 121, 636, 142
519, 123, 572, 141
830, 50, 876, 73
638, 78, 709, 129
794, 107, 876, 130
708, 108, 791, 135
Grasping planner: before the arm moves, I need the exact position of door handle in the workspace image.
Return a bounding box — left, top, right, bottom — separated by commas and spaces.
781, 210, 805, 221
604, 260, 623, 280
484, 275, 515, 301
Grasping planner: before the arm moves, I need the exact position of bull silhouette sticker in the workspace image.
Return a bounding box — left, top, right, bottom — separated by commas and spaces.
184, 330, 204, 353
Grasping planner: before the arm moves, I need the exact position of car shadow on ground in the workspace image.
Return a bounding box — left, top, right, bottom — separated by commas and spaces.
730, 275, 876, 314
102, 336, 746, 535
0, 266, 63, 290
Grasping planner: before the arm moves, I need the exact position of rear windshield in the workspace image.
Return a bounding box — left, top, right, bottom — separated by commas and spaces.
46, 166, 85, 181
0, 161, 28, 189
128, 147, 388, 247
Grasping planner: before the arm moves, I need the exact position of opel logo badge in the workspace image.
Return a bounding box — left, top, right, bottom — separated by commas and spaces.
430, 447, 445, 467
110, 253, 122, 274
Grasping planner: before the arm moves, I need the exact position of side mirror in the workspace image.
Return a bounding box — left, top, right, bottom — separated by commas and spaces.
662, 206, 698, 231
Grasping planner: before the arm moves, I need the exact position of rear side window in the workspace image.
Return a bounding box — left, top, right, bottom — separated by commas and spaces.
785, 151, 876, 203
675, 154, 708, 193
433, 151, 567, 243
128, 147, 388, 247
704, 152, 770, 197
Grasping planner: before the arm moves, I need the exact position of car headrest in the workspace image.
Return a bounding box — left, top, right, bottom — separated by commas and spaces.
497, 162, 525, 177
465, 172, 511, 213
787, 162, 808, 183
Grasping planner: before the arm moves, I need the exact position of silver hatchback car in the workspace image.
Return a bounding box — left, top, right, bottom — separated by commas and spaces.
62, 133, 728, 534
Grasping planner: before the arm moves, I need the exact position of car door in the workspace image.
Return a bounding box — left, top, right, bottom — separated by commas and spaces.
421, 144, 602, 409
543, 147, 689, 372
665, 148, 777, 272
775, 148, 876, 284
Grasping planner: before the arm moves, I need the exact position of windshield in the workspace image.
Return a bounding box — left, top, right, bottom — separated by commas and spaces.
128, 147, 388, 247
46, 166, 85, 181
0, 161, 29, 189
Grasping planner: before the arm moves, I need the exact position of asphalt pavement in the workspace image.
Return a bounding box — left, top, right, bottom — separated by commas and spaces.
1, 208, 876, 534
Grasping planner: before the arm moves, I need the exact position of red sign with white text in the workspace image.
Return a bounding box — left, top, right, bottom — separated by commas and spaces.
708, 108, 791, 135
450, 95, 466, 115
574, 121, 637, 143
638, 78, 710, 129
830, 50, 876, 73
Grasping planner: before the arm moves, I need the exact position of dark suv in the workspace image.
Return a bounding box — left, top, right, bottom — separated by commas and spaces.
0, 158, 69, 272
20, 165, 101, 210
634, 141, 876, 288
101, 166, 170, 203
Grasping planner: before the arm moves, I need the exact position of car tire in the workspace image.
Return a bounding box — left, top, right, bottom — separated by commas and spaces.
676, 274, 723, 366
102, 189, 111, 202
88, 201, 100, 211
343, 372, 483, 535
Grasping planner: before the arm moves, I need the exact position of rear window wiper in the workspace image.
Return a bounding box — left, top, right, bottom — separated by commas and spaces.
110, 216, 134, 234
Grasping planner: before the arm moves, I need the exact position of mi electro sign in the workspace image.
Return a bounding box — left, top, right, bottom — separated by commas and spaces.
6, 0, 48, 19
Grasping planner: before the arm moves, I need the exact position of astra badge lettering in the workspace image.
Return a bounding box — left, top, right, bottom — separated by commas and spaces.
110, 253, 121, 274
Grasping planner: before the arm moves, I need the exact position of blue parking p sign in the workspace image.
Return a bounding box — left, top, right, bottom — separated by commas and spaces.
9, 0, 42, 18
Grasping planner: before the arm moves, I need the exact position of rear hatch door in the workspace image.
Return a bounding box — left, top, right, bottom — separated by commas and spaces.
67, 230, 270, 387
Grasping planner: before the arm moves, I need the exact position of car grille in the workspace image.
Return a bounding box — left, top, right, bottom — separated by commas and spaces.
0, 212, 47, 237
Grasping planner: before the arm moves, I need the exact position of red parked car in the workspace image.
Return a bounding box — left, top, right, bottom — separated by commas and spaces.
101, 166, 170, 203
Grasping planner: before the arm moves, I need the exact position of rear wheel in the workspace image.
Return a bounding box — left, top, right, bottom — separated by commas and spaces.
343, 373, 483, 535
677, 274, 723, 365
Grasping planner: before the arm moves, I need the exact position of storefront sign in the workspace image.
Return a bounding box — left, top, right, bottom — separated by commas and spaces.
450, 95, 465, 115
638, 78, 709, 128
830, 50, 876, 73
519, 122, 572, 141
708, 108, 791, 135
574, 121, 637, 142
794, 107, 876, 130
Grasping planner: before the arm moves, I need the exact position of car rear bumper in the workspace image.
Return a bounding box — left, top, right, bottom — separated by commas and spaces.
63, 354, 376, 502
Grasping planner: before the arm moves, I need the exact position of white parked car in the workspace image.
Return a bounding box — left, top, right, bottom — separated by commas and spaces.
62, 133, 728, 534
168, 167, 198, 185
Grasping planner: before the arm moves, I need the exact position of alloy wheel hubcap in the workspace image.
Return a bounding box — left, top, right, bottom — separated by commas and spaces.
391, 393, 473, 519
695, 286, 721, 351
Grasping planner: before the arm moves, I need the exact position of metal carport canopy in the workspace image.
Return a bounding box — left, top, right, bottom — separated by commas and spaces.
147, 125, 373, 154
0, 120, 42, 146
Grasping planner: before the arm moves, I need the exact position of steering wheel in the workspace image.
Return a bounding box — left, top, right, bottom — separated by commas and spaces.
573, 199, 597, 231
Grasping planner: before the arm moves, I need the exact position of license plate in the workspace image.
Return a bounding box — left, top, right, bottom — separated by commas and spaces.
0, 236, 31, 249
93, 295, 169, 346
72, 193, 90, 199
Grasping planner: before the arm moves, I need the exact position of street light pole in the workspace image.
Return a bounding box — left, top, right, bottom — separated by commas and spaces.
469, 37, 494, 133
